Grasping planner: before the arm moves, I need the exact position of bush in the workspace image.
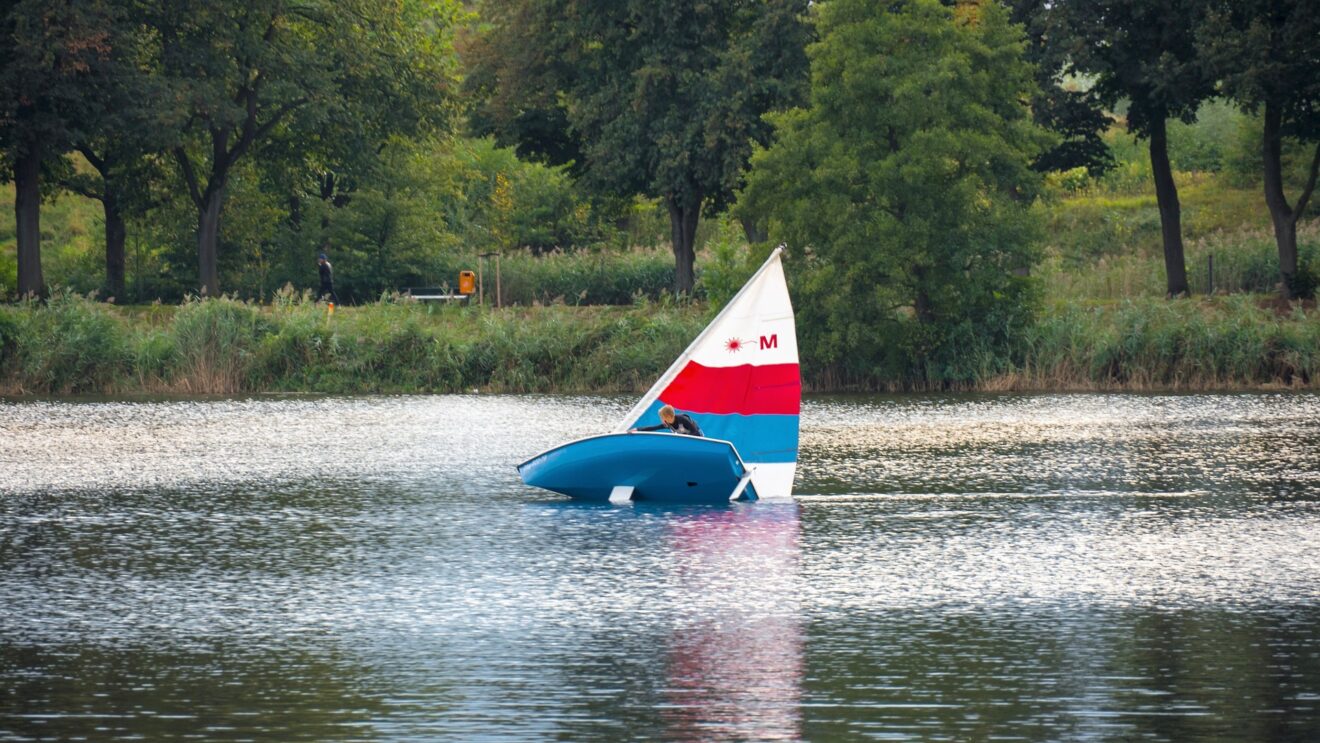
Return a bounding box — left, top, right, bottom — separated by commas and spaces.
0, 292, 131, 394
169, 297, 270, 393
1287, 265, 1318, 300
1017, 295, 1320, 388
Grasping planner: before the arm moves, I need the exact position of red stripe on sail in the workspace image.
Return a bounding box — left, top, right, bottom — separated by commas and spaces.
659, 361, 800, 416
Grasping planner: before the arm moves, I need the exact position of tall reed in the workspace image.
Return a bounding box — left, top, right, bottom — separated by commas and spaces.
1, 293, 1315, 395
1009, 295, 1318, 390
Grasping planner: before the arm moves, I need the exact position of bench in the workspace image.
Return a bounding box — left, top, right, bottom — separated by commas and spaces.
404, 287, 471, 303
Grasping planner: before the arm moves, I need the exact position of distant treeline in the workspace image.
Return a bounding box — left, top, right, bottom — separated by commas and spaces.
3, 0, 1319, 390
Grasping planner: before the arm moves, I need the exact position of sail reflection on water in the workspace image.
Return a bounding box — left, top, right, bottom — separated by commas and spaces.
658, 503, 803, 740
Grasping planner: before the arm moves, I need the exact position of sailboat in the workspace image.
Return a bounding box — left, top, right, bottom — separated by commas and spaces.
517, 246, 799, 504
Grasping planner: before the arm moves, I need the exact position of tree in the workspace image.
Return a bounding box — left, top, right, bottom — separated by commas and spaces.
1201, 1, 1320, 299
0, 0, 111, 297
1008, 0, 1114, 176
466, 0, 811, 293
741, 0, 1050, 384
461, 0, 583, 168
261, 0, 462, 278
1049, 0, 1213, 298
146, 0, 460, 297
58, 3, 177, 300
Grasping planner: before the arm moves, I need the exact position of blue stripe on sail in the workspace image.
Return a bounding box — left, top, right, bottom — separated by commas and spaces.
628, 400, 798, 463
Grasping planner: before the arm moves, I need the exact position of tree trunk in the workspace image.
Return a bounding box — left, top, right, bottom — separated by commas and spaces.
913, 266, 935, 323
14, 141, 44, 298
1262, 102, 1299, 299
1148, 117, 1189, 297
739, 215, 767, 245
103, 189, 126, 300
197, 192, 223, 297
666, 194, 701, 295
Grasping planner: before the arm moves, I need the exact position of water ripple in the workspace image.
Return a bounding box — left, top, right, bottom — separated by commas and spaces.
3, 392, 1320, 741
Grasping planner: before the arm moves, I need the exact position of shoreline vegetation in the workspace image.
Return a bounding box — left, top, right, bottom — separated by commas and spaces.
0, 289, 1315, 397
5, 1, 1320, 399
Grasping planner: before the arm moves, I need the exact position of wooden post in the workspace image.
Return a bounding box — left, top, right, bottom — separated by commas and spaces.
477, 257, 484, 306
478, 252, 499, 309
1208, 253, 1214, 295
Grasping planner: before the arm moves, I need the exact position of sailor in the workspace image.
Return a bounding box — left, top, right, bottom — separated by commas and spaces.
632, 404, 703, 437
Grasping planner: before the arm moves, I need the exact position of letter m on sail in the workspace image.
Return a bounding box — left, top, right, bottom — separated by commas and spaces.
760, 334, 778, 350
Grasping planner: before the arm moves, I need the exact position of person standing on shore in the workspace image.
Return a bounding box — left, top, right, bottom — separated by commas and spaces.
317, 253, 338, 303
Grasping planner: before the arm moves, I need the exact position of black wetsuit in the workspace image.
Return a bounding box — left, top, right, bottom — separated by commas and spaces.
637, 413, 703, 437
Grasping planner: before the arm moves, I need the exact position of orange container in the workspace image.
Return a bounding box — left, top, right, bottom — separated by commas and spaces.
458, 270, 476, 295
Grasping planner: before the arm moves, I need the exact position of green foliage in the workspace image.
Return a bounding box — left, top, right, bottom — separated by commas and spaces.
467, 0, 812, 291
18, 137, 655, 304
420, 137, 611, 256
1221, 113, 1320, 198
743, 0, 1049, 385
1039, 219, 1320, 301
1041, 112, 1283, 277
0, 302, 17, 358
1200, 0, 1320, 297
1286, 264, 1318, 301
470, 0, 810, 212
275, 137, 662, 303
1019, 296, 1320, 388
698, 219, 763, 311
1200, 0, 1320, 145
0, 182, 104, 295
169, 297, 269, 392
4, 291, 1317, 395
1165, 100, 1245, 173
481, 250, 676, 306
146, 0, 465, 295
6, 0, 1320, 396
1007, 1, 1115, 176
1089, 100, 1251, 186
0, 294, 709, 395
0, 291, 129, 393
1051, 0, 1212, 140
0, 0, 112, 163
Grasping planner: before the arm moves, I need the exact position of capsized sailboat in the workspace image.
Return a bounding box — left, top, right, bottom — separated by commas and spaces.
517, 247, 799, 504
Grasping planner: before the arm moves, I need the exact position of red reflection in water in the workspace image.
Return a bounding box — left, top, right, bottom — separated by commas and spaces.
661, 505, 803, 740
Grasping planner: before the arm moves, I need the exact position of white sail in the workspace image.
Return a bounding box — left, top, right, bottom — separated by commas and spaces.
618, 247, 800, 498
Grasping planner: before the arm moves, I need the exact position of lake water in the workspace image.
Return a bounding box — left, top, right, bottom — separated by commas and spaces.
2, 393, 1319, 741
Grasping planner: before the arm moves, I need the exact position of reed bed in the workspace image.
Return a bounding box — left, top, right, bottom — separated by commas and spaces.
1, 292, 1316, 395
1004, 295, 1319, 390
0, 292, 704, 396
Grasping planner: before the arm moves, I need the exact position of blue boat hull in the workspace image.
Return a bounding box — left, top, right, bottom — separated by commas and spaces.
517, 432, 757, 504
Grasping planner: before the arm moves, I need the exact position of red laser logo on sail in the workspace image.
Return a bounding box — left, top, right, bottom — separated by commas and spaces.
725, 337, 744, 353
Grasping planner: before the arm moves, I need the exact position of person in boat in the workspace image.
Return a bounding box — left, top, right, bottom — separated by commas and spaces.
632, 404, 703, 436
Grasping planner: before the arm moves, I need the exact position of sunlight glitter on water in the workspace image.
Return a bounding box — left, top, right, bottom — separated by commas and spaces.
3, 392, 1320, 741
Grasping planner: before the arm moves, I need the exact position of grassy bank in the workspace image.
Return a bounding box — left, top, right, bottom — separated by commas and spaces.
1001, 296, 1319, 391
1, 292, 1316, 396
1038, 175, 1320, 301
0, 293, 705, 396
